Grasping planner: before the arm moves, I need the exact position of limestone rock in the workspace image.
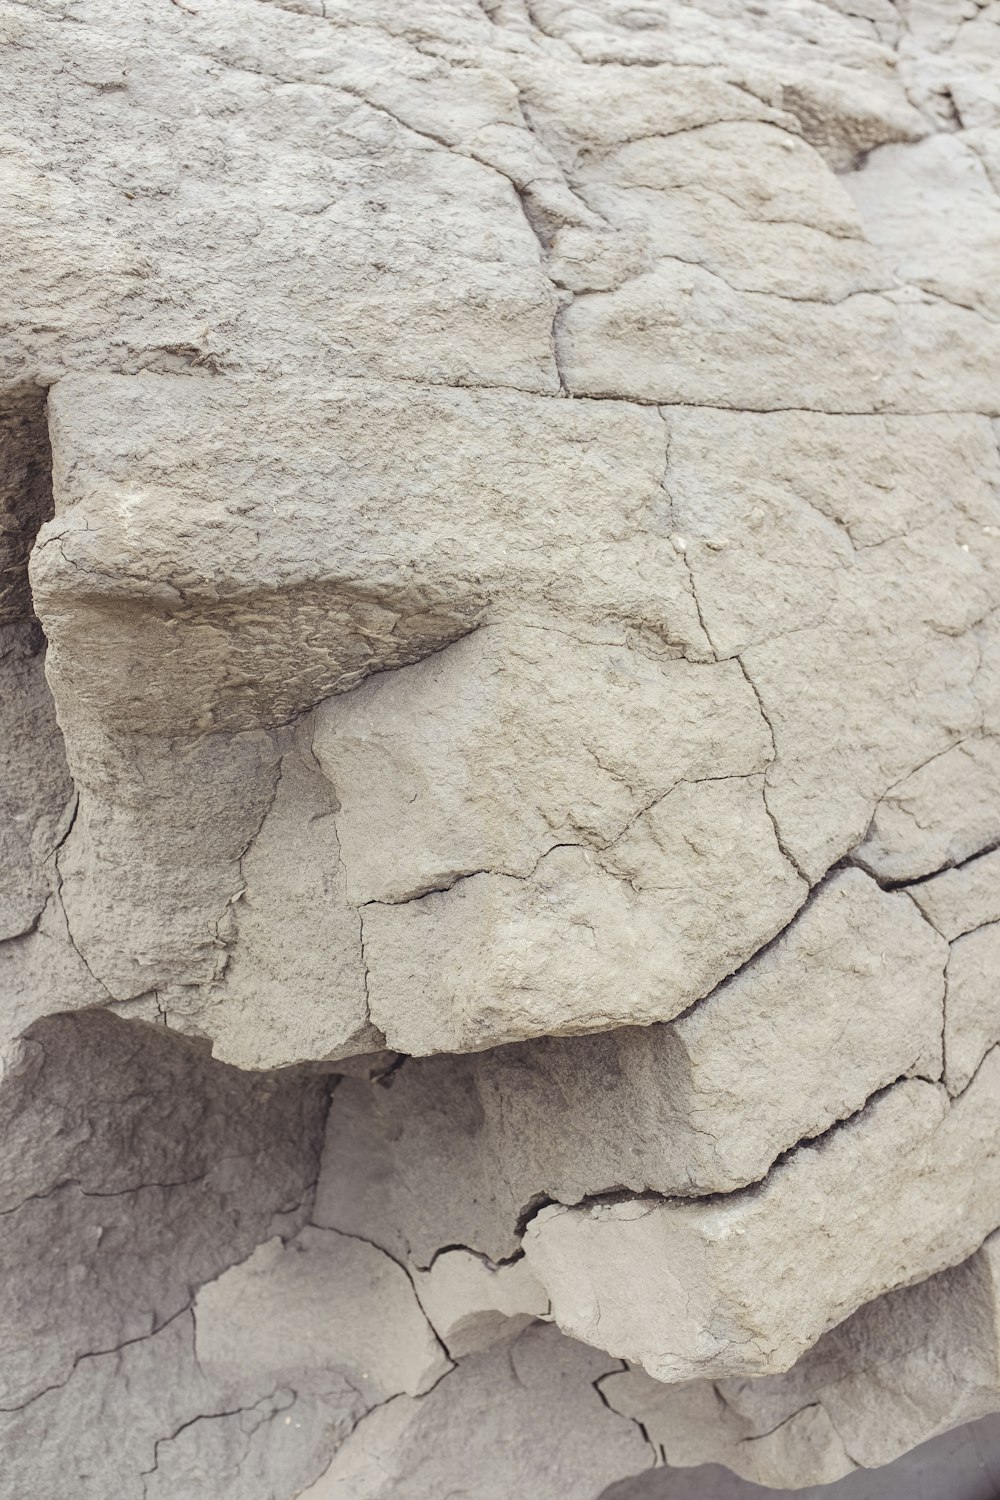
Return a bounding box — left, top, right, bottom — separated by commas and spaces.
0, 1010, 328, 1409
601, 1230, 1000, 1486
907, 848, 1000, 941
297, 1323, 654, 1500
944, 923, 1000, 1096
855, 737, 1000, 884
412, 1249, 551, 1358
311, 626, 771, 906
843, 134, 1000, 320
524, 1051, 1000, 1381
194, 1227, 451, 1399
360, 776, 805, 1053
315, 868, 944, 1262
2, 0, 1000, 1492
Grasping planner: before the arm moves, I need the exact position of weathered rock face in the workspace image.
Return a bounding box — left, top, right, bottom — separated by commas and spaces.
2, 0, 1000, 1494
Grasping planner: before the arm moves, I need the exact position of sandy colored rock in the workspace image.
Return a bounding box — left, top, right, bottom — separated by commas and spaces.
601, 1230, 1000, 1486
907, 848, 1000, 941
361, 775, 805, 1053
160, 727, 374, 1070
855, 737, 1000, 884
525, 1051, 1000, 1382
0, 1009, 327, 1410
945, 923, 1000, 1095
312, 625, 770, 905
316, 869, 944, 1261
11, 0, 997, 1061
843, 134, 1000, 320
413, 1249, 550, 1358
1, 0, 1000, 1492
298, 1323, 654, 1500
606, 1376, 856, 1490
0, 1308, 367, 1500
559, 260, 1000, 414
666, 405, 1000, 881
195, 1227, 451, 1400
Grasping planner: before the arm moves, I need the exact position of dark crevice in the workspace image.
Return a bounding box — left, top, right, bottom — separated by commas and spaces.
0, 381, 54, 626
593, 1367, 659, 1468
517, 1067, 941, 1232
864, 837, 1000, 892
422, 1240, 527, 1273
735, 655, 812, 886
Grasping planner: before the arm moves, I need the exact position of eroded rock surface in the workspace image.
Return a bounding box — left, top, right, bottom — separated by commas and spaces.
2, 0, 1000, 1492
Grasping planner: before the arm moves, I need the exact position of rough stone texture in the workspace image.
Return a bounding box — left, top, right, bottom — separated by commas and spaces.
601, 1418, 1000, 1500
944, 923, 1000, 1095
525, 1051, 1000, 1383
601, 1229, 1000, 1487
3, 0, 1000, 1493
194, 1226, 452, 1401
412, 1248, 550, 1359
297, 1323, 654, 1500
909, 848, 1000, 941
313, 868, 945, 1263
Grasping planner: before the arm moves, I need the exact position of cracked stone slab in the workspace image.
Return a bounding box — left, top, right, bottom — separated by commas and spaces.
607, 1376, 857, 1490
34, 373, 702, 737
0, 1010, 327, 1410
361, 776, 805, 1052
412, 1249, 551, 1359
311, 624, 771, 906
0, 1312, 216, 1500
297, 1322, 654, 1500
0, 1305, 364, 1500
3, 0, 1000, 1493
0, 895, 108, 1049
906, 846, 1000, 943
854, 737, 1000, 885
664, 406, 1000, 881
558, 260, 1000, 413
601, 1229, 1000, 1486
843, 134, 1000, 321
571, 122, 887, 303
10, 0, 1000, 1072
3, 0, 561, 393
151, 725, 375, 1070
944, 923, 1000, 1096
194, 1226, 451, 1401
523, 1049, 1000, 1382
315, 868, 944, 1262
519, 0, 928, 168
141, 1383, 365, 1500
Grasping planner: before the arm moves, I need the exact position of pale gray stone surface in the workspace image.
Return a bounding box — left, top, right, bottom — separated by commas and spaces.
854, 738, 1000, 885
412, 1249, 550, 1359
2, 0, 1000, 1492
297, 1323, 654, 1500
599, 1416, 1000, 1500
314, 868, 946, 1262
908, 848, 1000, 942
10, 0, 998, 1062
524, 1051, 1000, 1382
194, 1226, 452, 1400
601, 1230, 1000, 1486
944, 923, 1000, 1096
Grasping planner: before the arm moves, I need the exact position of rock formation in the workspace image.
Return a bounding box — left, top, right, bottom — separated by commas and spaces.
2, 0, 999, 1492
